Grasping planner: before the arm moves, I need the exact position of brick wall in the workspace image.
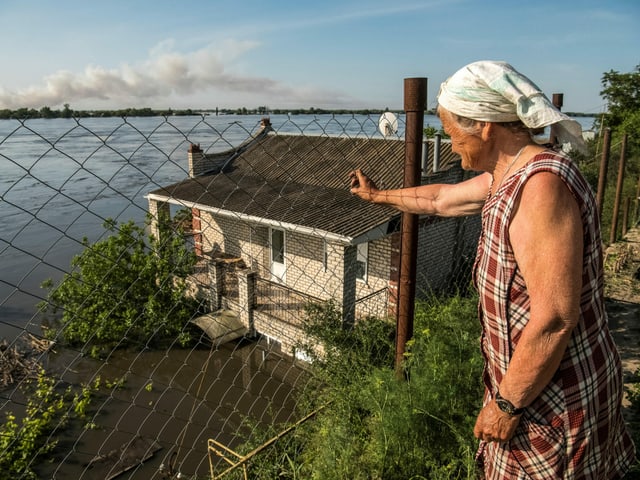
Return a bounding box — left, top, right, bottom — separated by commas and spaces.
187, 144, 227, 178
253, 310, 306, 357
196, 201, 480, 352
282, 230, 392, 307
198, 211, 395, 315
283, 232, 342, 300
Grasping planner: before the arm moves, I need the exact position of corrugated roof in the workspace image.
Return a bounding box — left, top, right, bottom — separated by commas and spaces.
149, 132, 460, 242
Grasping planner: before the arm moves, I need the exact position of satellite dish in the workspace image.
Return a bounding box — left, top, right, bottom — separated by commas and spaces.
378, 112, 398, 137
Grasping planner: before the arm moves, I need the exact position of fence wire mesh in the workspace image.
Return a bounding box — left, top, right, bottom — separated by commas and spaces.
0, 112, 545, 479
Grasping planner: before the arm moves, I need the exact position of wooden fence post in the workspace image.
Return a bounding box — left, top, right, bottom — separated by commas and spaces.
596, 128, 611, 221
610, 134, 628, 244
636, 177, 640, 225
622, 197, 631, 237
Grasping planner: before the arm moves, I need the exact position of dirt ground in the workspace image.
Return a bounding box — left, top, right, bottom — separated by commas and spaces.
604, 226, 640, 419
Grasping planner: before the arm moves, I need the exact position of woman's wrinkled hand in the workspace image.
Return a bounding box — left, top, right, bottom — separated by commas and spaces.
473, 400, 521, 444
349, 169, 378, 203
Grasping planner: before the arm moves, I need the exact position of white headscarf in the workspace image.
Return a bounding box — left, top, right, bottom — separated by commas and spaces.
437, 61, 586, 153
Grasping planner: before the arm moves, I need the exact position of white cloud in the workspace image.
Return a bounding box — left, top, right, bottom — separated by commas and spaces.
0, 40, 353, 110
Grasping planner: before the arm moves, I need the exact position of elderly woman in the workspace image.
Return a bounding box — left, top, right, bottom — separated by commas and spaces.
350, 61, 635, 479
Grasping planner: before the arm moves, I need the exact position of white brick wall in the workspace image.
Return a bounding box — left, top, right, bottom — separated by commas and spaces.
196, 211, 397, 348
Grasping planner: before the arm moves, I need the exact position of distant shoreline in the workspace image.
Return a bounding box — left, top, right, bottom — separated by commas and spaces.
0, 106, 600, 120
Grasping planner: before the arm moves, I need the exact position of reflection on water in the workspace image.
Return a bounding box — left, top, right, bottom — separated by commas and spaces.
40, 336, 307, 479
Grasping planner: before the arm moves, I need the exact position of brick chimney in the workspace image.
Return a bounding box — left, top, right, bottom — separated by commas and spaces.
188, 143, 204, 178
260, 117, 272, 129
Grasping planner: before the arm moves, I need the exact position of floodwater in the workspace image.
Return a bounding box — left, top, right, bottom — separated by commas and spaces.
36, 337, 308, 479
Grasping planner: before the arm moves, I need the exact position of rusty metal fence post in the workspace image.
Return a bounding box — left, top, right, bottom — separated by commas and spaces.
549, 93, 564, 146
395, 77, 427, 376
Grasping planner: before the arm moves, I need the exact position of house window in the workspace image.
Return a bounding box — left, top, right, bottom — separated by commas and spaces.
356, 242, 368, 281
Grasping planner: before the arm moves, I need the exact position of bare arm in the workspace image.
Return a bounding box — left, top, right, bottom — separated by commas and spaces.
499, 172, 582, 405
349, 169, 491, 217
474, 172, 583, 442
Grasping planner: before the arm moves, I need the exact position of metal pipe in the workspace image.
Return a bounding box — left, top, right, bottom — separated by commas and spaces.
209, 406, 324, 478
395, 77, 427, 376
549, 93, 564, 147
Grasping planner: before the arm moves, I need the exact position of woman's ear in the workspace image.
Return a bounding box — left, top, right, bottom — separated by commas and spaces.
479, 121, 495, 141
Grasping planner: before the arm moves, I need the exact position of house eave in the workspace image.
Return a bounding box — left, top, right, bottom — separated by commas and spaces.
146, 192, 390, 245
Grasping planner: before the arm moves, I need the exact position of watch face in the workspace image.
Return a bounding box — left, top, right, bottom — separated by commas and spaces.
496, 399, 514, 415
495, 398, 522, 416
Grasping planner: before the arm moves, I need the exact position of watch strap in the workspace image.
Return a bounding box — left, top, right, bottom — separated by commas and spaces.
495, 391, 524, 416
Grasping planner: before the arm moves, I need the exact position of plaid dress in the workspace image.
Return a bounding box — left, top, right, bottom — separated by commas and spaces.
473, 151, 636, 479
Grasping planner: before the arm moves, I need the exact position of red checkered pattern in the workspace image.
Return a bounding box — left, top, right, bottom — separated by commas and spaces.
473, 151, 635, 479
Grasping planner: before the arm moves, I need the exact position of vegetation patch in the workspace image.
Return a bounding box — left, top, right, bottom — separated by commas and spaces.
230, 295, 483, 479
0, 369, 101, 480
39, 216, 201, 358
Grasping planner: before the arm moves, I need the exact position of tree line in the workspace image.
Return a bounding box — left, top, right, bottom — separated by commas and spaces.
0, 104, 412, 120
0, 102, 602, 121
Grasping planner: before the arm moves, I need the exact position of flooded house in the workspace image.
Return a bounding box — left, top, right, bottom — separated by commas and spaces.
146, 118, 480, 357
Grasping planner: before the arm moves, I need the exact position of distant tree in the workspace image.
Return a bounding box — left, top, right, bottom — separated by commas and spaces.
588, 64, 640, 242
39, 106, 54, 118
62, 103, 73, 118
600, 65, 640, 129
40, 216, 200, 358
598, 64, 640, 159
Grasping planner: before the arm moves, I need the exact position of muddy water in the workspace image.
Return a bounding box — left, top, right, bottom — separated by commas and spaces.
38, 336, 308, 479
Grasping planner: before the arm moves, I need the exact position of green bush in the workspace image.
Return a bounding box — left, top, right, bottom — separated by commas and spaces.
0, 369, 100, 479
39, 216, 200, 357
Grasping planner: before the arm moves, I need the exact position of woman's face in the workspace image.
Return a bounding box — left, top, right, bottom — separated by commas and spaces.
439, 108, 489, 171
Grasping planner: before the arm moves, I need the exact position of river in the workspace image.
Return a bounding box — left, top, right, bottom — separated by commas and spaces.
0, 113, 597, 338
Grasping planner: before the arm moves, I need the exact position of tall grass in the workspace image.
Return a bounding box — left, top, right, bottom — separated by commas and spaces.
232, 295, 483, 479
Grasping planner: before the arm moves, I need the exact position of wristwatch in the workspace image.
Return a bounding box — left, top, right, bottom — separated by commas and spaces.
495, 391, 524, 416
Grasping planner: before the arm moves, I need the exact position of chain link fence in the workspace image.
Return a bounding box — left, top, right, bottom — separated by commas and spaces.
0, 112, 606, 478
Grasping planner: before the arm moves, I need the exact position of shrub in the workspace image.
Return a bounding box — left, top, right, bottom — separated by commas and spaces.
0, 369, 99, 479
39, 216, 200, 357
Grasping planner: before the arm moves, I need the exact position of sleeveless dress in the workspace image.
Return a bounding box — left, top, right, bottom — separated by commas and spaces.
473, 151, 636, 479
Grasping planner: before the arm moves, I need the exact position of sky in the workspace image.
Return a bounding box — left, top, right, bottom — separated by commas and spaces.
0, 0, 637, 114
